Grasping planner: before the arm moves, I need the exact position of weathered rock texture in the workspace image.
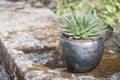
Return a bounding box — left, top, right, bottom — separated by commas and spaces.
0, 65, 10, 80
0, 0, 120, 80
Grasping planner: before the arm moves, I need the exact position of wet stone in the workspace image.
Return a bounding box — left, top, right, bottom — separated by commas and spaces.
23, 46, 120, 79
0, 0, 119, 79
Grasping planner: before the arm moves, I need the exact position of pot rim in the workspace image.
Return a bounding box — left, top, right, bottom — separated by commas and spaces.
61, 36, 101, 42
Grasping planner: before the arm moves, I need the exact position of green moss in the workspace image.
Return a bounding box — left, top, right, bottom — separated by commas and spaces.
28, 64, 50, 71
22, 46, 56, 53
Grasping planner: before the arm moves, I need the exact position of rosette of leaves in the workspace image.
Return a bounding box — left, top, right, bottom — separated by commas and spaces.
60, 13, 107, 40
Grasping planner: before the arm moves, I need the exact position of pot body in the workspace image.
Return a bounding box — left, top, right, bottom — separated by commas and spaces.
59, 37, 104, 73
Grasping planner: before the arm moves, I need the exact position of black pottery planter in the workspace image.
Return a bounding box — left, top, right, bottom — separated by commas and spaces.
59, 37, 104, 73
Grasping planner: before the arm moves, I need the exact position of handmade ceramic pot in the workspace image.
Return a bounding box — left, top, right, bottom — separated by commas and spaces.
59, 37, 104, 73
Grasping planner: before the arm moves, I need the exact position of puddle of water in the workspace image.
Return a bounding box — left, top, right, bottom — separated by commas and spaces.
24, 48, 65, 70
25, 51, 56, 65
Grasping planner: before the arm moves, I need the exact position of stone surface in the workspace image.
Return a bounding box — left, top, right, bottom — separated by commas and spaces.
0, 21, 120, 80
22, 47, 120, 80
0, 0, 58, 80
0, 0, 58, 33
0, 0, 120, 80
0, 65, 10, 80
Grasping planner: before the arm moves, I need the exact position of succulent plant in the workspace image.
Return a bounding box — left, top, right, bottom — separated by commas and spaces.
60, 13, 107, 40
